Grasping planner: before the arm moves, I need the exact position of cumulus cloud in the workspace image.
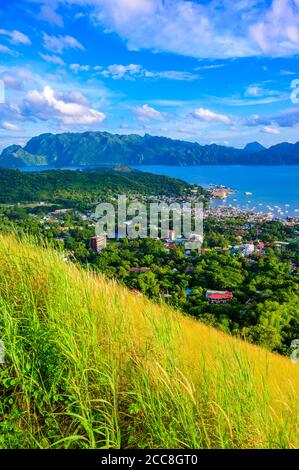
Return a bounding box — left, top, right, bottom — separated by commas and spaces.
133, 104, 163, 122
21, 85, 106, 125
54, 0, 299, 59
0, 29, 31, 45
39, 53, 65, 65
192, 108, 231, 125
42, 33, 84, 54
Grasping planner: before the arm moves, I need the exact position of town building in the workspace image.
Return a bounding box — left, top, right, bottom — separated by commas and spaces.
89, 235, 107, 253
206, 290, 233, 304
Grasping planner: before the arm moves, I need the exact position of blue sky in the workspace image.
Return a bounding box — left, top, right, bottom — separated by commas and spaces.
1, 0, 299, 150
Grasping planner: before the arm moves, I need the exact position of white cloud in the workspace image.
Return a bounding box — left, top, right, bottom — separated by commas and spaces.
261, 126, 280, 135
249, 0, 299, 56
0, 29, 31, 45
101, 63, 142, 79
70, 63, 90, 72
194, 64, 225, 71
245, 85, 265, 97
58, 0, 299, 58
42, 33, 84, 54
192, 108, 231, 125
39, 53, 65, 65
70, 62, 199, 81
1, 121, 20, 131
245, 84, 283, 98
144, 70, 199, 81
22, 85, 106, 125
133, 104, 163, 121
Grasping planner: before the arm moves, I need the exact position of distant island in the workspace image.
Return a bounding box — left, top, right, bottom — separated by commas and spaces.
1, 131, 299, 168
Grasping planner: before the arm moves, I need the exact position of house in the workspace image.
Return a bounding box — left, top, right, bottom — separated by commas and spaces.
206, 290, 233, 304
89, 235, 107, 253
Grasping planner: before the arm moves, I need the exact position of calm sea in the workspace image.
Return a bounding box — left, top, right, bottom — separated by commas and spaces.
133, 165, 299, 218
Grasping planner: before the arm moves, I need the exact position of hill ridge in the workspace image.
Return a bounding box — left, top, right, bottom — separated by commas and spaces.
1, 131, 299, 167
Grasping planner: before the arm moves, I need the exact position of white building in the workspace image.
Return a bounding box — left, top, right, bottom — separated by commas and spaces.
242, 243, 255, 257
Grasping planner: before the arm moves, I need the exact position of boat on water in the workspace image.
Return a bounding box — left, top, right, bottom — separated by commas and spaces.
244, 191, 253, 196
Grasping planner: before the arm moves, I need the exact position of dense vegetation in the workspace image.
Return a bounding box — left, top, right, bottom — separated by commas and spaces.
0, 168, 199, 206
1, 201, 298, 356
1, 131, 299, 168
0, 234, 298, 449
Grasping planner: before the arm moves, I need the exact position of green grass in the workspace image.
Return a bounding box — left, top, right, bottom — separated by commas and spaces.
0, 234, 298, 448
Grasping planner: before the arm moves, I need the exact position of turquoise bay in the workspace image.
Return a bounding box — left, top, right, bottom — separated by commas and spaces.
133, 165, 299, 218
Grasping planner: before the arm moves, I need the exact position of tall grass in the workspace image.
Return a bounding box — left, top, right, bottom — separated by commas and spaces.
0, 234, 298, 448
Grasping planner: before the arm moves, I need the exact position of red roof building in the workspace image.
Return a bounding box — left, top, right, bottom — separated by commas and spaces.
206, 290, 233, 304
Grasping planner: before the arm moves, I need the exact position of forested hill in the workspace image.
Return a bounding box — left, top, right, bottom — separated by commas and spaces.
0, 167, 201, 204
1, 131, 299, 167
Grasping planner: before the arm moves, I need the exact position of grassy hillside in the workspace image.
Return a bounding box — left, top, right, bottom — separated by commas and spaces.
0, 234, 298, 449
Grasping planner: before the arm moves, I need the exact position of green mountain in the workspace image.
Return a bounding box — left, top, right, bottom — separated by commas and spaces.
0, 131, 299, 167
